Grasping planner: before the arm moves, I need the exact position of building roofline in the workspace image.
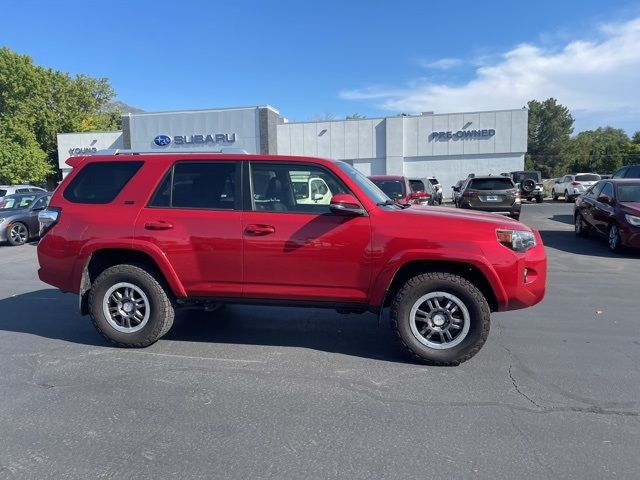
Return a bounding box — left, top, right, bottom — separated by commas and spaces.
57, 131, 122, 137
123, 105, 280, 117
282, 108, 527, 125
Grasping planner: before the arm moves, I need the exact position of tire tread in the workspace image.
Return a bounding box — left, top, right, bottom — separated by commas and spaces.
88, 264, 174, 347
390, 272, 491, 366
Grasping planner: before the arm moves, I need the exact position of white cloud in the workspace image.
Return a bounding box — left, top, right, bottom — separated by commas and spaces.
341, 18, 640, 123
416, 57, 464, 70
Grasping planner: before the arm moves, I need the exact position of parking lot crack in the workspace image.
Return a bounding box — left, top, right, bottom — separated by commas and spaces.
508, 364, 541, 408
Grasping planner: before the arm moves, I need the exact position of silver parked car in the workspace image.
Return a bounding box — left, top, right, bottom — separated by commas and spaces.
0, 192, 51, 246
0, 185, 47, 199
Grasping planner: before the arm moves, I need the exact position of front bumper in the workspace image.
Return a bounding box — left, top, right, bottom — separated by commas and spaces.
620, 225, 640, 249
494, 230, 547, 311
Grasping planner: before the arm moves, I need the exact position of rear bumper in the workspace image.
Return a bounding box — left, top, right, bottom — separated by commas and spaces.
462, 203, 521, 216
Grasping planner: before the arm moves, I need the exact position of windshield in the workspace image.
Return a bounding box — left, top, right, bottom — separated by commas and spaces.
512, 172, 541, 183
468, 178, 514, 190
618, 185, 640, 202
0, 194, 37, 210
575, 174, 601, 182
370, 179, 406, 200
336, 162, 390, 204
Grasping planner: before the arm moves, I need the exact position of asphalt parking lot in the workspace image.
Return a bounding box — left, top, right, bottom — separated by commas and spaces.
0, 202, 638, 479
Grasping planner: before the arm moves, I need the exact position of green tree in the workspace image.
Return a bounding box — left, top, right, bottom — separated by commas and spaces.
632, 131, 640, 145
346, 113, 366, 119
525, 98, 574, 177
0, 120, 51, 183
0, 47, 118, 181
564, 127, 630, 174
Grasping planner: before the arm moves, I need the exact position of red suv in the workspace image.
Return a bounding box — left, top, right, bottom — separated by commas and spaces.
37, 153, 546, 365
368, 175, 433, 205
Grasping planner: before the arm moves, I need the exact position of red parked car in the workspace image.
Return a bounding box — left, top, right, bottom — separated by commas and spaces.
37, 153, 546, 365
574, 179, 640, 252
368, 175, 434, 205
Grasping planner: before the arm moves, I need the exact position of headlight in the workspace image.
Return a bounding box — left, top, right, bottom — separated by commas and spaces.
625, 214, 640, 226
496, 229, 537, 253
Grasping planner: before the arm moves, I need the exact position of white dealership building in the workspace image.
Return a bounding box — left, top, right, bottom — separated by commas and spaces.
57, 105, 528, 195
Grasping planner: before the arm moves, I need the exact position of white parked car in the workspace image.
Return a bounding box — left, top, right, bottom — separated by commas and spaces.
552, 173, 601, 202
0, 185, 47, 199
427, 177, 443, 204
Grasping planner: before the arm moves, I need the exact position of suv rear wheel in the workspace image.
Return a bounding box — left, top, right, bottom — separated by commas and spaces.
88, 264, 175, 347
391, 272, 490, 366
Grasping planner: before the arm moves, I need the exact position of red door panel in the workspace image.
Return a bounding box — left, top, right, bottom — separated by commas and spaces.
135, 208, 243, 297
242, 212, 372, 303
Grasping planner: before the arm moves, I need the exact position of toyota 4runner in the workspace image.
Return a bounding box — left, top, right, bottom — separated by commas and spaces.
37, 153, 546, 365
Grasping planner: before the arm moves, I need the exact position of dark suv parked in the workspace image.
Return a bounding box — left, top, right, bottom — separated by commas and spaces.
612, 164, 640, 179
507, 171, 544, 203
454, 175, 521, 219
36, 153, 546, 365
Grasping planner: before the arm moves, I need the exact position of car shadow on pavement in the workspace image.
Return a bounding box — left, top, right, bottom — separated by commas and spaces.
548, 214, 574, 225
538, 230, 640, 259
0, 289, 414, 364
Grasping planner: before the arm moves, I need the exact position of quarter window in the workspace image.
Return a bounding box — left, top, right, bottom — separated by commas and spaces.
64, 161, 143, 204
150, 162, 238, 210
250, 163, 348, 213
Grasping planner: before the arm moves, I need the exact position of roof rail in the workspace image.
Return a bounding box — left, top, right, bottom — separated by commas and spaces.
91, 147, 250, 155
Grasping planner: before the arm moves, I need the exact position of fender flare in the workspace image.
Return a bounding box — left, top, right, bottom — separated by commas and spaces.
75, 239, 187, 298
369, 249, 508, 309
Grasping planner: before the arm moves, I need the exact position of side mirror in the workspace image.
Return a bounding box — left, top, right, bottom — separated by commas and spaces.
313, 193, 324, 201
452, 186, 460, 192
597, 194, 612, 204
329, 193, 365, 215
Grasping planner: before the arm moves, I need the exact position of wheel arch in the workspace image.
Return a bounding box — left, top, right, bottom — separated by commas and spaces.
381, 260, 499, 312
79, 247, 186, 315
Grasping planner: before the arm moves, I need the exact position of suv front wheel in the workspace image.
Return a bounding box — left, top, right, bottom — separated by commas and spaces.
88, 264, 175, 347
391, 272, 490, 365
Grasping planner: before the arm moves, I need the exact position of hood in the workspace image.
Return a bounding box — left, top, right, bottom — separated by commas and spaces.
404, 204, 525, 228
620, 202, 640, 217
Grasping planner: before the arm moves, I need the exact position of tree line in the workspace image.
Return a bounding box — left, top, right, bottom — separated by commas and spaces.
0, 48, 119, 184
1, 48, 639, 184
526, 98, 640, 178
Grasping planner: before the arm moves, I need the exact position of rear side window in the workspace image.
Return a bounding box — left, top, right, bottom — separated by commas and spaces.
468, 178, 514, 190
64, 161, 143, 204
150, 162, 239, 210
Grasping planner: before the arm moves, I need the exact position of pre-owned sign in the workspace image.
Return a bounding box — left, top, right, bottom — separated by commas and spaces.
430, 129, 495, 141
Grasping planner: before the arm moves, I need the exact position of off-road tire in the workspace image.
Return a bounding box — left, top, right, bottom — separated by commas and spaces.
552, 189, 558, 201
390, 272, 491, 366
535, 195, 543, 204
88, 264, 175, 347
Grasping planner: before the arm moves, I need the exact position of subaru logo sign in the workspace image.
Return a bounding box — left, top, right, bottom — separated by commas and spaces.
154, 135, 172, 147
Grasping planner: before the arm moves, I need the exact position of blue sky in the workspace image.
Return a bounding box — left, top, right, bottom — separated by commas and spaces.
2, 0, 640, 133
